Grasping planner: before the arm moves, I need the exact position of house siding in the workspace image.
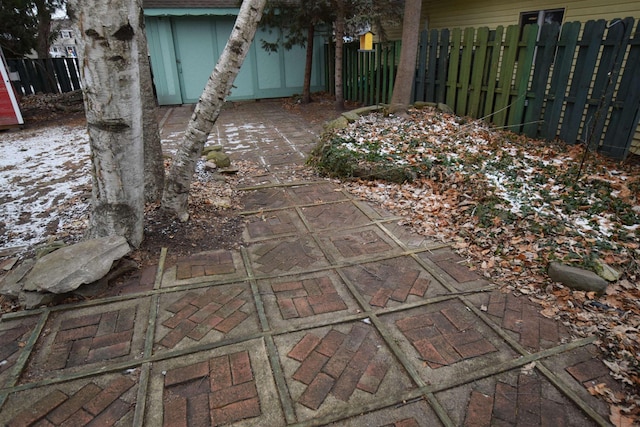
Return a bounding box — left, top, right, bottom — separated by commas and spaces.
393, 0, 640, 156
422, 0, 639, 30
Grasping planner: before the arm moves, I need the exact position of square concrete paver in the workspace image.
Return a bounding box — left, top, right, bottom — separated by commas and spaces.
435, 367, 600, 426
0, 371, 138, 426
242, 209, 307, 242
341, 256, 448, 310
25, 299, 150, 381
154, 282, 259, 354
161, 250, 247, 288
145, 339, 284, 427
300, 202, 373, 232
245, 235, 330, 276
0, 315, 38, 388
258, 271, 360, 330
317, 225, 404, 264
379, 299, 519, 387
274, 321, 415, 423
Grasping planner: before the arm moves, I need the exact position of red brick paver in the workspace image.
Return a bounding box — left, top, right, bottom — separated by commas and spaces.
289, 324, 390, 410
344, 257, 432, 308
273, 277, 347, 319
158, 286, 251, 349
162, 350, 261, 426
397, 304, 497, 369
6, 376, 135, 426
176, 250, 236, 280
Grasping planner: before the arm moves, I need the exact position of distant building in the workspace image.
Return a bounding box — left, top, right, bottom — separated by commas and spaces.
49, 19, 77, 58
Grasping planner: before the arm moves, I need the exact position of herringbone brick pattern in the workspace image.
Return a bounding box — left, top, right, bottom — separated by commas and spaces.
250, 237, 327, 274
273, 277, 347, 319
323, 229, 394, 259
438, 370, 598, 426
162, 350, 261, 426
158, 286, 252, 349
4, 376, 135, 426
45, 307, 137, 370
301, 202, 371, 231
288, 323, 390, 410
176, 250, 237, 280
0, 318, 35, 386
396, 304, 497, 368
343, 257, 432, 308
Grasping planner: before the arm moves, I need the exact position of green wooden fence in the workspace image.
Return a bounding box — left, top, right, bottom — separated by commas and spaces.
6, 58, 81, 96
342, 18, 640, 160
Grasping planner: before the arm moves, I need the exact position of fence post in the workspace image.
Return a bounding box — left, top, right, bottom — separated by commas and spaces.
457, 27, 475, 115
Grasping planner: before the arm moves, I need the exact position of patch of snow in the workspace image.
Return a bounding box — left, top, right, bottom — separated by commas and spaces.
0, 126, 91, 250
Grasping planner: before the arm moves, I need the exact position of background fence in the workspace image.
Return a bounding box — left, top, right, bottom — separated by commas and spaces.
6, 57, 81, 96
341, 18, 640, 160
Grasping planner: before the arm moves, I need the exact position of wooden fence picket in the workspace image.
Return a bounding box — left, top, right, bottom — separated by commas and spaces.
542, 21, 581, 140
507, 24, 537, 132
457, 27, 475, 115
492, 25, 520, 127
559, 20, 607, 144
483, 26, 503, 121
583, 17, 634, 148
446, 28, 462, 109
523, 23, 560, 137
601, 19, 640, 158
467, 27, 489, 118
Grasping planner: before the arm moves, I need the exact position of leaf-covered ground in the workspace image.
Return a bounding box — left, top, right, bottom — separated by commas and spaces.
312, 107, 640, 415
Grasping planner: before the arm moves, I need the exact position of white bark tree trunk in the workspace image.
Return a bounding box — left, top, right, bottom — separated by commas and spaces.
138, 22, 165, 203
389, 0, 422, 112
69, 0, 148, 247
161, 0, 266, 221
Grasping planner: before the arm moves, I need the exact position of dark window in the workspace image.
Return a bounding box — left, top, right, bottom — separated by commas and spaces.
519, 9, 565, 27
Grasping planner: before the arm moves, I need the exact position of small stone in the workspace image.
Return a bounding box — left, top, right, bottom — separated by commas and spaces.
202, 145, 224, 155
206, 151, 231, 168
1, 257, 18, 271
0, 259, 35, 298
19, 290, 56, 310
204, 161, 218, 171
593, 258, 621, 282
547, 262, 608, 295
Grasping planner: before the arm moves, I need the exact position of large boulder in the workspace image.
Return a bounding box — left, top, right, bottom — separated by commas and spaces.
21, 235, 131, 294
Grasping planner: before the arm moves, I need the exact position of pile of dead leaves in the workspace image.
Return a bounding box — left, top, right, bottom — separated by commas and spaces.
314, 107, 640, 416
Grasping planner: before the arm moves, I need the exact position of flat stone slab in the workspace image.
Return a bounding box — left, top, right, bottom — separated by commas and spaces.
21, 235, 131, 294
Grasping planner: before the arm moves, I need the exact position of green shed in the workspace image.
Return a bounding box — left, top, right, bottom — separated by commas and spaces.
143, 0, 327, 105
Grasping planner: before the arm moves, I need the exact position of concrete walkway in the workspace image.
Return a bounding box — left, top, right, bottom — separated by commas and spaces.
0, 100, 617, 426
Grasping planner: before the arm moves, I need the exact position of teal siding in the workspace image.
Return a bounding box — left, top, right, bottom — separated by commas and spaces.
145, 15, 326, 105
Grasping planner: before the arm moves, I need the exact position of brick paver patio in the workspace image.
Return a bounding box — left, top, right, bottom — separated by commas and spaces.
0, 101, 620, 426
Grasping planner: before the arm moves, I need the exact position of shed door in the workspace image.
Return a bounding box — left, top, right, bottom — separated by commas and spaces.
172, 17, 256, 103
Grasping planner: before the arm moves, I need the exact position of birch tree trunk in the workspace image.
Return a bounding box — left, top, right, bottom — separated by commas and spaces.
69, 0, 148, 247
389, 0, 422, 112
162, 0, 266, 221
138, 23, 165, 203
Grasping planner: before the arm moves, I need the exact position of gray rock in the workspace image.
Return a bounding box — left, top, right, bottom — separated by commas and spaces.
0, 259, 35, 298
593, 258, 621, 282
19, 290, 56, 310
204, 161, 218, 171
547, 262, 608, 294
202, 145, 223, 155
206, 151, 231, 168
21, 236, 131, 294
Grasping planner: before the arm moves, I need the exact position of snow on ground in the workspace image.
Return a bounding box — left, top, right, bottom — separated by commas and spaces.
0, 125, 91, 251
